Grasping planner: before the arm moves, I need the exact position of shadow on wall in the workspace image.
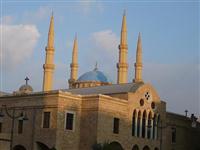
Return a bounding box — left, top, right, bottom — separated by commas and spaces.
36, 142, 56, 150
92, 141, 155, 150
13, 145, 26, 150
92, 141, 123, 150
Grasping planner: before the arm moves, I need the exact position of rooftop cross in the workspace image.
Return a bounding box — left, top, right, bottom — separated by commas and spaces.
185, 110, 188, 117
94, 62, 98, 71
25, 77, 29, 85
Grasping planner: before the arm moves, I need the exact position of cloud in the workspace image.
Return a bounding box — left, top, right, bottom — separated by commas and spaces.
90, 30, 119, 54
77, 30, 119, 83
0, 24, 40, 69
0, 16, 14, 24
22, 6, 51, 23
78, 0, 104, 15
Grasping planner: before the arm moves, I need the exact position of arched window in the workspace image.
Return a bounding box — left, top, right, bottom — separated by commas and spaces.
132, 144, 139, 150
13, 145, 26, 150
137, 111, 141, 137
147, 112, 152, 139
157, 114, 160, 139
142, 110, 147, 138
155, 147, 159, 150
132, 110, 137, 136
36, 142, 51, 150
143, 145, 150, 150
153, 114, 156, 139
109, 141, 124, 150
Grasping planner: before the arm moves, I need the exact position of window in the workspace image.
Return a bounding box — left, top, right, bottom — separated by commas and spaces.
0, 122, 2, 133
171, 127, 176, 143
43, 112, 51, 128
140, 99, 144, 106
65, 112, 75, 130
18, 120, 23, 134
132, 111, 136, 136
113, 118, 119, 134
153, 116, 156, 139
145, 92, 150, 100
137, 111, 141, 137
147, 118, 151, 139
142, 112, 146, 138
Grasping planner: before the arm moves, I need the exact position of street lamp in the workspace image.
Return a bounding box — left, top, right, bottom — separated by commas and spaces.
0, 105, 28, 150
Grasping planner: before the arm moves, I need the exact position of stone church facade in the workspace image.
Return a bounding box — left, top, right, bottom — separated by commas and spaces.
0, 12, 199, 150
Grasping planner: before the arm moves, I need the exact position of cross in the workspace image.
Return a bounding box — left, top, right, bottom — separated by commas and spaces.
25, 77, 29, 85
185, 110, 188, 117
94, 62, 98, 71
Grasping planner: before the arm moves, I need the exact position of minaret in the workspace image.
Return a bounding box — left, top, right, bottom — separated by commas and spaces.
117, 11, 128, 84
68, 34, 79, 88
133, 32, 143, 83
43, 13, 55, 91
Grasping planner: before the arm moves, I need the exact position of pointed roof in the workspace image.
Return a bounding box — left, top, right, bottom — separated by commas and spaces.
72, 34, 78, 63
120, 11, 127, 45
47, 13, 54, 48
121, 10, 127, 32
136, 32, 142, 64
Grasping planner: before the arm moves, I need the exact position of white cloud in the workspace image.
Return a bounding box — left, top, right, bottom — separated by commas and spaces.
34, 6, 52, 20
91, 30, 119, 53
23, 6, 51, 23
78, 0, 104, 15
1, 16, 13, 24
77, 30, 119, 83
0, 24, 40, 69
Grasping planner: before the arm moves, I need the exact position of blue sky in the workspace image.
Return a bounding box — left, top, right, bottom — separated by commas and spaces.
0, 0, 199, 116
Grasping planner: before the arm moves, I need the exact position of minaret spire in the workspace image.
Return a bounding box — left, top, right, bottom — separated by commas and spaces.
133, 32, 143, 83
117, 11, 128, 84
47, 14, 54, 48
121, 9, 127, 45
69, 34, 79, 88
43, 13, 55, 91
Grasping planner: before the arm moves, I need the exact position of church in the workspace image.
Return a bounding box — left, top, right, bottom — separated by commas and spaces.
0, 12, 199, 150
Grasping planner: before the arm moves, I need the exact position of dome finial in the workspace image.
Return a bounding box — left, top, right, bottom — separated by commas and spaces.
94, 61, 98, 71
25, 77, 29, 85
17, 77, 33, 94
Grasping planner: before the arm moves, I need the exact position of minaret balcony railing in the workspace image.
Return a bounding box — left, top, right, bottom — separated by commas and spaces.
45, 47, 54, 51
134, 63, 143, 67
70, 63, 78, 68
118, 44, 128, 50
117, 63, 128, 68
43, 64, 55, 70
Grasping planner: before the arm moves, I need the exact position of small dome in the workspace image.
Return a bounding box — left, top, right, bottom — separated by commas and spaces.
19, 84, 33, 92
78, 69, 111, 83
18, 77, 33, 93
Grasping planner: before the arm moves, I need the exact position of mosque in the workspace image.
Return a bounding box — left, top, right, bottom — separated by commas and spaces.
0, 12, 199, 150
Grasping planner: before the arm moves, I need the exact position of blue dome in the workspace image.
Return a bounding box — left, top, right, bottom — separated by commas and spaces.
78, 69, 111, 83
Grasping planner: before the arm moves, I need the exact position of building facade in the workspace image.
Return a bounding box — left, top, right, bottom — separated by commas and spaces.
0, 12, 199, 150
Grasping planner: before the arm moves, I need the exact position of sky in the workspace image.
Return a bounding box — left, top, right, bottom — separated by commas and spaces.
0, 0, 199, 116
